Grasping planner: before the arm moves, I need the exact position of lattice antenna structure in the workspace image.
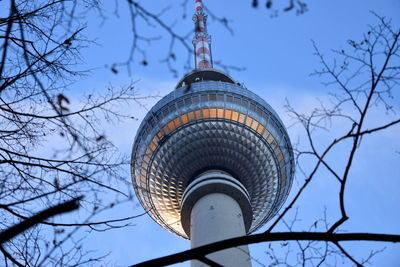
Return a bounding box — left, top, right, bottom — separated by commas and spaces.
193, 0, 213, 69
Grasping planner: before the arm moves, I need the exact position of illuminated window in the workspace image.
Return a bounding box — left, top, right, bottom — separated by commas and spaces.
232, 111, 239, 121
251, 120, 259, 131
203, 109, 210, 118
225, 109, 232, 119
181, 114, 189, 124
277, 152, 284, 161
144, 146, 153, 155
157, 131, 163, 138
188, 111, 195, 121
195, 110, 202, 119
210, 108, 217, 118
245, 117, 253, 127
151, 136, 159, 144
257, 124, 265, 134
140, 175, 147, 183
173, 117, 181, 128
238, 113, 245, 123
163, 125, 171, 135
168, 121, 176, 131
149, 142, 156, 151
217, 108, 224, 118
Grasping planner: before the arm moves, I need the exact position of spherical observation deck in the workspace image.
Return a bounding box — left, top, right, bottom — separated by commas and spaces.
131, 69, 294, 238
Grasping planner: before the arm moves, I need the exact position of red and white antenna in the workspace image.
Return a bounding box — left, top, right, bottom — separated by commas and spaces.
193, 0, 213, 69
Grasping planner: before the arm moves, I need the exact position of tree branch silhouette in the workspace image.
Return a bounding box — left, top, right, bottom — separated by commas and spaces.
0, 197, 81, 245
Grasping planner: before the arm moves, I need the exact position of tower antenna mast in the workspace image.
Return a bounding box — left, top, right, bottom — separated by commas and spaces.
193, 0, 213, 69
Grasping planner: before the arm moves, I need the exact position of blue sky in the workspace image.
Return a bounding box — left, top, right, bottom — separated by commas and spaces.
65, 0, 400, 266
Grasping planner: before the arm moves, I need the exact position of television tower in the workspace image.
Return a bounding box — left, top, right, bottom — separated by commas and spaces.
131, 1, 294, 266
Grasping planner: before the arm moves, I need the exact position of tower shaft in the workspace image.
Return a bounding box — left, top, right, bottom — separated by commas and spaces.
181, 170, 252, 267
190, 193, 251, 267
193, 0, 213, 69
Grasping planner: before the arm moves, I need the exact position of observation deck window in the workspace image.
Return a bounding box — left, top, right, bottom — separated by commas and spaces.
210, 108, 217, 118
181, 114, 189, 124
188, 111, 195, 121
251, 120, 259, 132
238, 113, 245, 123
168, 121, 176, 131
217, 108, 224, 118
245, 117, 253, 127
203, 108, 210, 118
257, 124, 265, 134
232, 111, 239, 121
173, 117, 181, 128
163, 125, 171, 135
195, 110, 202, 119
225, 109, 232, 119
149, 142, 156, 152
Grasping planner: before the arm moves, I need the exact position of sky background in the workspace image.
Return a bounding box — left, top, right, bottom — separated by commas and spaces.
62, 0, 400, 266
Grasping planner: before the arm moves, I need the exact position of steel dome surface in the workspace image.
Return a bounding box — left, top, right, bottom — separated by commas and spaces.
131, 70, 294, 238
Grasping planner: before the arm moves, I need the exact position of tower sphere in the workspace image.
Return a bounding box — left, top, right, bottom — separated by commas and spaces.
131, 68, 295, 238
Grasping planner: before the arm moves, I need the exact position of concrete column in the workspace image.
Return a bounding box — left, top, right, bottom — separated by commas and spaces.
181, 170, 253, 267
190, 193, 251, 267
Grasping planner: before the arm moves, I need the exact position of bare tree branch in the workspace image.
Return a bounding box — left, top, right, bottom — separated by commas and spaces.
0, 197, 81, 245
132, 232, 400, 267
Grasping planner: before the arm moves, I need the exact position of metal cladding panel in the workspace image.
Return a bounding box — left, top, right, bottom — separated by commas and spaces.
131, 79, 294, 238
